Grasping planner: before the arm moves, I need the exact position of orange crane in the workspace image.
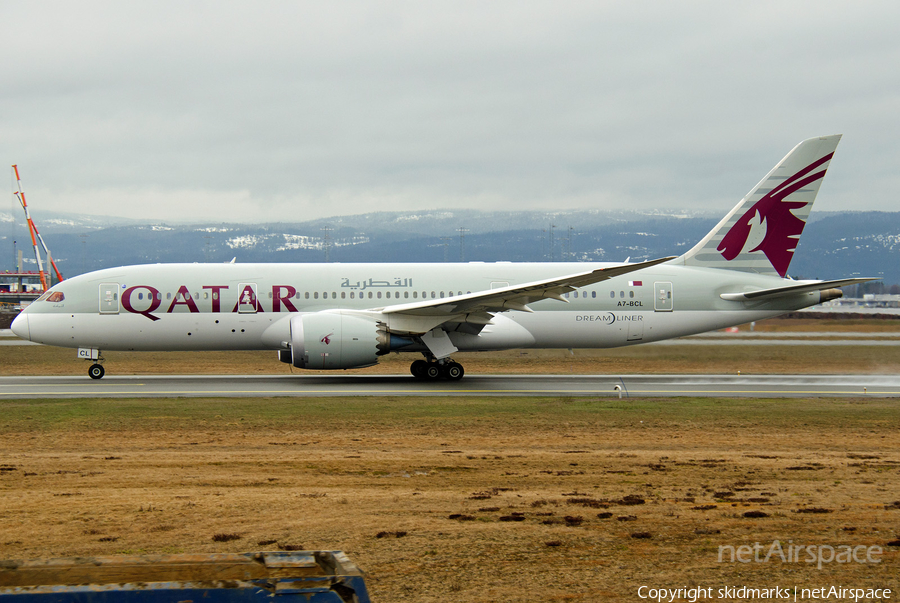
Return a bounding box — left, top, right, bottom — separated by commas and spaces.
12, 165, 63, 290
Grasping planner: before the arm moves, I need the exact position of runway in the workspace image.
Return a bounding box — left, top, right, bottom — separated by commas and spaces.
0, 373, 896, 398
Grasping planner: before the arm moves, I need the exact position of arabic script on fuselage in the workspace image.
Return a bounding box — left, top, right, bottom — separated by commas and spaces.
340, 278, 413, 290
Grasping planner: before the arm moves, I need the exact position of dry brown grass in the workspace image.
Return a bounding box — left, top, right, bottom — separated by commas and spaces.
0, 396, 898, 602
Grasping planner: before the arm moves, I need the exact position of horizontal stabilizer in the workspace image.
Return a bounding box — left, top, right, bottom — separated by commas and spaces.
720, 277, 879, 301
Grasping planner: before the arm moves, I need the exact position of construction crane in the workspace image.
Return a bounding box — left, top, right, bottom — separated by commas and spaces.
12, 165, 63, 291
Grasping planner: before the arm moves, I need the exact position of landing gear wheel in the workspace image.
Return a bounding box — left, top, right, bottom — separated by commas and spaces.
88, 364, 105, 380
411, 359, 429, 379
425, 364, 442, 380
442, 362, 465, 381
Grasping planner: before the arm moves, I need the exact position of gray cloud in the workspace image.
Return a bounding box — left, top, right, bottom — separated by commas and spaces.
2, 1, 899, 222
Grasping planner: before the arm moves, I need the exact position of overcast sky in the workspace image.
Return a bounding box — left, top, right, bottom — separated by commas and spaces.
2, 1, 899, 223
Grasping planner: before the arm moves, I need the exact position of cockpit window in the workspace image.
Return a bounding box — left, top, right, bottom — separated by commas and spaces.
46, 292, 65, 303
35, 291, 52, 302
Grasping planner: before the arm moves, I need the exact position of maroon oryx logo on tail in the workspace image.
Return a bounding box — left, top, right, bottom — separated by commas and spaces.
717, 153, 833, 277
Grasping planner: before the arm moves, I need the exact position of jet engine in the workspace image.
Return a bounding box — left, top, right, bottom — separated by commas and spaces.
288, 312, 415, 370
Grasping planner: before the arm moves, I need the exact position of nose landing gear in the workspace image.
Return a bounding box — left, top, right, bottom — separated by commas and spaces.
78, 348, 105, 379
410, 357, 465, 381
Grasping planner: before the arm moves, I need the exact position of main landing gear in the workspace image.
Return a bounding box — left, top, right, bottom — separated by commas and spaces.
410, 357, 465, 381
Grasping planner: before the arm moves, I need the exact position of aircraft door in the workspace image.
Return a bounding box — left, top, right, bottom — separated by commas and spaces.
627, 319, 644, 341
99, 283, 120, 314
237, 283, 259, 314
654, 282, 673, 312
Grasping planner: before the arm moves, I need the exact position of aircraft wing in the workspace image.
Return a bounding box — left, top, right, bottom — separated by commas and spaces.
719, 277, 878, 301
380, 256, 675, 318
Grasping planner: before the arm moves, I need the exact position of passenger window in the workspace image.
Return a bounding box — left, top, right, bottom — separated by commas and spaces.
138, 292, 144, 300
368, 292, 373, 299
440, 291, 444, 298
350, 292, 355, 299
404, 292, 409, 299
629, 291, 634, 298
314, 292, 319, 299
332, 292, 336, 299
413, 292, 418, 298
431, 291, 436, 299
341, 292, 345, 299
620, 291, 624, 298
167, 292, 172, 300
592, 291, 596, 298
305, 292, 310, 299
609, 291, 614, 299
377, 292, 382, 299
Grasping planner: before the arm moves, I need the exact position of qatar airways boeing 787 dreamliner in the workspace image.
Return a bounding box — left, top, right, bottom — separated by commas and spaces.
12, 135, 875, 379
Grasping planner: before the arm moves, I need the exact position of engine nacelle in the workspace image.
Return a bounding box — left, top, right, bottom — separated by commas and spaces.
290, 311, 408, 370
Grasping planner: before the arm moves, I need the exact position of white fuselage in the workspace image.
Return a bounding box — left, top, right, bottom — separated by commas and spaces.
13, 261, 823, 354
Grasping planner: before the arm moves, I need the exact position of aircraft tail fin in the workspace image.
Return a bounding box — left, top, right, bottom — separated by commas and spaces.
679, 135, 841, 277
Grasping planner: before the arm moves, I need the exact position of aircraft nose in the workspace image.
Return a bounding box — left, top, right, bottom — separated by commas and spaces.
10, 312, 30, 341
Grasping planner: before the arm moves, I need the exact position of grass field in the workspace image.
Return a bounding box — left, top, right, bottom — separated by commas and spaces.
1, 318, 898, 601
1, 396, 898, 602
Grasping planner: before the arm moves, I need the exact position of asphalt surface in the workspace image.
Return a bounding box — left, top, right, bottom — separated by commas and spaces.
0, 373, 896, 398
3, 329, 898, 398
